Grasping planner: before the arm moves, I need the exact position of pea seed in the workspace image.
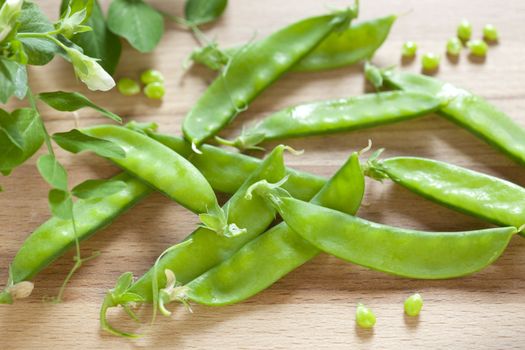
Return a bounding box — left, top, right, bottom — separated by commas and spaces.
144, 82, 165, 100
356, 303, 376, 329
401, 41, 417, 58
467, 39, 488, 57
404, 293, 423, 316
446, 37, 462, 56
457, 19, 472, 41
421, 52, 440, 71
140, 69, 164, 85
117, 78, 140, 96
483, 24, 498, 41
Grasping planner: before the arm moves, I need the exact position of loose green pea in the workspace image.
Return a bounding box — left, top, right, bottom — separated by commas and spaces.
457, 19, 472, 41
421, 52, 440, 71
468, 39, 488, 57
401, 41, 417, 58
356, 303, 376, 329
140, 69, 164, 85
144, 82, 165, 100
117, 78, 140, 96
404, 293, 423, 316
446, 37, 462, 56
483, 24, 498, 41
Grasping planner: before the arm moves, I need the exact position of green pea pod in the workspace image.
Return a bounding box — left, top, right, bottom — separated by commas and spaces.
100, 145, 292, 337
218, 15, 396, 73
268, 197, 516, 279
368, 156, 525, 236
184, 149, 365, 306
381, 69, 525, 166
81, 125, 233, 235
183, 8, 358, 146
217, 91, 443, 151
0, 174, 150, 304
293, 15, 396, 72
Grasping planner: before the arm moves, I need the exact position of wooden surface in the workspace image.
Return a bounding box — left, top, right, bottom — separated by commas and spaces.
1, 0, 525, 348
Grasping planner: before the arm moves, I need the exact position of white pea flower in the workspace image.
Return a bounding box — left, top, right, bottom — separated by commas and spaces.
65, 47, 115, 91
0, 0, 23, 43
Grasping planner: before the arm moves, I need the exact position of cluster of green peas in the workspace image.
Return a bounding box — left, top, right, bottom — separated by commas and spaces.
356, 293, 423, 329
402, 20, 499, 71
116, 69, 166, 100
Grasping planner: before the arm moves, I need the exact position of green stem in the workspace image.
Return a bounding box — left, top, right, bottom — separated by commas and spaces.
17, 30, 61, 39
27, 88, 54, 156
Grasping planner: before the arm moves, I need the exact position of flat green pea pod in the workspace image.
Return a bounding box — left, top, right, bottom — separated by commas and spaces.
212, 15, 396, 73
181, 148, 366, 306
100, 145, 293, 338
183, 7, 358, 147
81, 125, 231, 236
261, 195, 517, 279
381, 69, 525, 166
217, 91, 443, 151
367, 156, 525, 236
0, 174, 150, 304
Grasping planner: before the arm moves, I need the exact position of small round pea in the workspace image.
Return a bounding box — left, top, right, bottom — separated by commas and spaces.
421, 52, 440, 71
483, 24, 498, 41
446, 37, 462, 56
356, 303, 376, 329
117, 78, 140, 96
404, 293, 423, 316
457, 19, 472, 41
401, 41, 417, 58
140, 69, 164, 85
467, 39, 488, 57
144, 82, 165, 100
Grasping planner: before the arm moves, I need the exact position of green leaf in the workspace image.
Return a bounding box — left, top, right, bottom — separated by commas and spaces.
17, 2, 58, 65
62, 0, 121, 74
38, 91, 121, 122
0, 108, 23, 150
0, 57, 27, 103
71, 179, 126, 199
185, 0, 228, 26
107, 0, 164, 53
0, 108, 44, 175
59, 0, 94, 20
52, 129, 126, 159
37, 154, 69, 191
48, 189, 73, 220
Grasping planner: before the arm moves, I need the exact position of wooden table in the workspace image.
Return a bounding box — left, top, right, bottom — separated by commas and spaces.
1, 0, 524, 348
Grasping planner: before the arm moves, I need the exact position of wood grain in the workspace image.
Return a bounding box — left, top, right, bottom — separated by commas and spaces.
1, 0, 524, 349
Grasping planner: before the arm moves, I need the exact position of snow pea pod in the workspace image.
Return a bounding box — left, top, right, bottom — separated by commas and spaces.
184, 150, 365, 306
183, 8, 357, 146
367, 156, 525, 236
0, 174, 150, 304
268, 197, 517, 279
100, 146, 290, 337
219, 15, 396, 73
218, 91, 443, 151
381, 69, 525, 166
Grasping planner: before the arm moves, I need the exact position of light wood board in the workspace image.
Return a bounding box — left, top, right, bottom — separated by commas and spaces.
1, 0, 524, 349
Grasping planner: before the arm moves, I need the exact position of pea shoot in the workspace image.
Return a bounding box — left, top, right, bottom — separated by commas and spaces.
401, 41, 417, 58
144, 82, 165, 100
117, 78, 141, 96
457, 19, 472, 41
446, 37, 462, 56
467, 39, 488, 57
140, 69, 165, 85
404, 293, 423, 316
421, 52, 440, 71
483, 24, 498, 41
356, 303, 376, 329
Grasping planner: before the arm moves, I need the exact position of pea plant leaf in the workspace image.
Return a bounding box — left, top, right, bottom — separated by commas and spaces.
185, 0, 228, 26
0, 108, 45, 176
52, 129, 126, 159
18, 2, 58, 66
0, 108, 24, 150
38, 91, 122, 122
0, 58, 28, 103
107, 0, 164, 53
37, 154, 69, 191
61, 0, 122, 74
59, 0, 94, 20
71, 179, 126, 199
48, 189, 74, 220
